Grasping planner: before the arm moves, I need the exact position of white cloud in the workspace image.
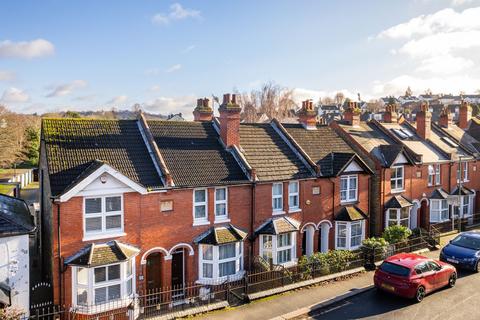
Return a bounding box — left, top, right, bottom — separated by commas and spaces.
292, 88, 370, 103
416, 54, 474, 74
107, 95, 128, 105
74, 94, 96, 102
0, 70, 15, 81
0, 39, 54, 59
166, 64, 182, 73
181, 45, 196, 54
0, 87, 29, 103
451, 0, 479, 6
46, 80, 87, 98
148, 85, 161, 92
152, 3, 201, 25
145, 68, 160, 76
144, 95, 196, 118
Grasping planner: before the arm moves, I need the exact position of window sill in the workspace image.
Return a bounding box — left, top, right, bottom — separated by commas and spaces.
193, 220, 210, 227
214, 217, 231, 224
196, 271, 245, 285
272, 210, 286, 216
82, 232, 126, 242
288, 208, 302, 213
340, 200, 358, 205
390, 189, 405, 194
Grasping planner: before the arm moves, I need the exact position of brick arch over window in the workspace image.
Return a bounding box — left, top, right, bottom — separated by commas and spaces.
168, 243, 195, 257
300, 222, 318, 232
316, 220, 333, 229
140, 247, 170, 264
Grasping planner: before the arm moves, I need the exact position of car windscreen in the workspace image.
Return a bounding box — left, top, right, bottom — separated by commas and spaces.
451, 234, 480, 250
379, 262, 411, 277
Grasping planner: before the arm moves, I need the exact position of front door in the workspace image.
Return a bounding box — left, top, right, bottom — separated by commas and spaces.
171, 250, 185, 299
146, 253, 162, 291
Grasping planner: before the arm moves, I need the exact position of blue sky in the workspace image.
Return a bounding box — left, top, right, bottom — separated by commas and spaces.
1, 0, 480, 117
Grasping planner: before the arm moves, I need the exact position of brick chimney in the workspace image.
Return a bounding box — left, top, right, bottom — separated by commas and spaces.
193, 98, 213, 122
416, 102, 431, 140
438, 107, 453, 128
458, 100, 472, 129
383, 103, 397, 123
298, 100, 317, 129
219, 93, 241, 148
343, 101, 360, 126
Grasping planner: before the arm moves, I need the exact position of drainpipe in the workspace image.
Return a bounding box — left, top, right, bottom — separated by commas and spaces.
55, 200, 62, 306
381, 167, 386, 235
249, 182, 256, 270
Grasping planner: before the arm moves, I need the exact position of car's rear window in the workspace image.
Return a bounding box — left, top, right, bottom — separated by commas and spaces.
379, 262, 411, 277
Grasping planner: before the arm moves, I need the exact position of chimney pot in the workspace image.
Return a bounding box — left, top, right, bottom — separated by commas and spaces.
458, 100, 472, 129
219, 93, 241, 147
223, 94, 231, 105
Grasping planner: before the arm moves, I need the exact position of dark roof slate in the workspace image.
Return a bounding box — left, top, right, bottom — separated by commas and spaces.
0, 194, 35, 237
148, 121, 249, 187
451, 185, 474, 196
65, 241, 140, 267
194, 224, 247, 245
430, 188, 450, 199
42, 119, 163, 196
239, 123, 311, 181
334, 206, 368, 221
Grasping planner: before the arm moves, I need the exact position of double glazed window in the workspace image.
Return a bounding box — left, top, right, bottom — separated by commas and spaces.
454, 196, 473, 218
340, 175, 358, 203
335, 221, 364, 250
214, 187, 228, 221
194, 189, 208, 223
428, 164, 441, 186
288, 181, 299, 210
260, 232, 296, 265
390, 166, 404, 192
84, 196, 123, 237
430, 199, 449, 222
386, 208, 410, 228
272, 183, 283, 212
457, 162, 469, 182
74, 260, 135, 307
199, 242, 243, 281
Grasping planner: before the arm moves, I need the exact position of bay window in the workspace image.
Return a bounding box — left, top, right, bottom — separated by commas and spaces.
272, 183, 283, 212
288, 181, 299, 210
193, 189, 208, 224
454, 195, 473, 218
386, 208, 410, 228
340, 175, 357, 203
214, 187, 228, 221
260, 232, 296, 266
73, 259, 135, 310
198, 242, 244, 283
335, 221, 365, 250
390, 166, 404, 192
430, 199, 449, 223
84, 195, 123, 239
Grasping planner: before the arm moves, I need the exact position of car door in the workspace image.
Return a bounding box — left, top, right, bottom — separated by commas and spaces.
416, 262, 436, 292
428, 260, 448, 288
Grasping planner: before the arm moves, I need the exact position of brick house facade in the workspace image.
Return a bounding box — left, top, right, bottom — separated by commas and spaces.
39, 95, 373, 313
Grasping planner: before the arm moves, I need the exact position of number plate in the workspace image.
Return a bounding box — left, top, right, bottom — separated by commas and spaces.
381, 283, 395, 292
447, 258, 459, 264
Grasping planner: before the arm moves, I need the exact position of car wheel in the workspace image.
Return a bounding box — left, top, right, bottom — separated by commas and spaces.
448, 272, 457, 288
475, 261, 480, 273
415, 286, 426, 303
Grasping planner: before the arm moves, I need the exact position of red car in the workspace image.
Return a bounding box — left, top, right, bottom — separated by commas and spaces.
374, 253, 457, 302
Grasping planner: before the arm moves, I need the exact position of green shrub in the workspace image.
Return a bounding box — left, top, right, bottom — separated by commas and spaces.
361, 237, 389, 250
298, 250, 356, 276
382, 225, 412, 244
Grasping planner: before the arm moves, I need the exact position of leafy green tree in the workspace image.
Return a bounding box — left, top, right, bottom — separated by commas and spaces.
382, 225, 412, 244
65, 110, 81, 118
23, 127, 40, 166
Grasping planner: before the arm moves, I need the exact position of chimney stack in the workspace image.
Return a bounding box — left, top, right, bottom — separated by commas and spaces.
343, 101, 360, 126
383, 103, 397, 123
458, 100, 472, 129
219, 93, 242, 148
193, 98, 213, 122
298, 99, 317, 129
416, 102, 431, 140
438, 107, 453, 128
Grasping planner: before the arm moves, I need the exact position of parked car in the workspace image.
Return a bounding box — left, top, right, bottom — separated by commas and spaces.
440, 231, 480, 271
374, 253, 456, 302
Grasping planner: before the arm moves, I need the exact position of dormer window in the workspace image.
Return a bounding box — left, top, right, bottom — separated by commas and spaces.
84, 195, 123, 240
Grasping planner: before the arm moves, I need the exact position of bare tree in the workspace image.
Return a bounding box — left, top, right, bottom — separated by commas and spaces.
405, 86, 413, 97
321, 96, 334, 105
334, 92, 345, 105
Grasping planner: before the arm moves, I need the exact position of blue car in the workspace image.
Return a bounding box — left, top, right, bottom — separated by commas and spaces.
440, 231, 480, 272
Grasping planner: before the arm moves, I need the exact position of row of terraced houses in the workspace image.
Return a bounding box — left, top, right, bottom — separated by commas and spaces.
37, 94, 480, 314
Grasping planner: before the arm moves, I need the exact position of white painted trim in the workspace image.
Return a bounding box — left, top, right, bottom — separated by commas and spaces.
140, 247, 170, 264
59, 164, 147, 202
300, 222, 318, 232
193, 188, 209, 225
214, 187, 228, 221
316, 220, 333, 229
393, 153, 408, 165
82, 194, 124, 241
168, 243, 195, 257
343, 160, 363, 173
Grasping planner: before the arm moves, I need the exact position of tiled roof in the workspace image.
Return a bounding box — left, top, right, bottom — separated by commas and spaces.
239, 123, 311, 181
334, 206, 368, 221
430, 188, 449, 200
42, 119, 163, 196
451, 185, 474, 196
384, 195, 413, 209
429, 125, 473, 161
65, 241, 140, 267
436, 122, 480, 156
0, 194, 35, 237
194, 224, 247, 245
282, 124, 359, 176
255, 216, 301, 235
148, 121, 249, 187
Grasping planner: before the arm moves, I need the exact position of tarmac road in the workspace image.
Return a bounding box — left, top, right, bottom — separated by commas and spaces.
296, 268, 480, 320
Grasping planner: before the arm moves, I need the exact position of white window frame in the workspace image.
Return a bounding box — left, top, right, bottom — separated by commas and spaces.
434, 164, 441, 185
390, 166, 404, 192
430, 199, 449, 223
427, 165, 434, 186
340, 175, 358, 203
259, 232, 297, 267
288, 181, 300, 211
455, 195, 473, 218
83, 194, 124, 241
457, 162, 469, 182
193, 188, 209, 225
272, 183, 284, 214
72, 259, 136, 313
335, 221, 365, 250
385, 208, 410, 229
198, 242, 244, 284
214, 187, 229, 223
